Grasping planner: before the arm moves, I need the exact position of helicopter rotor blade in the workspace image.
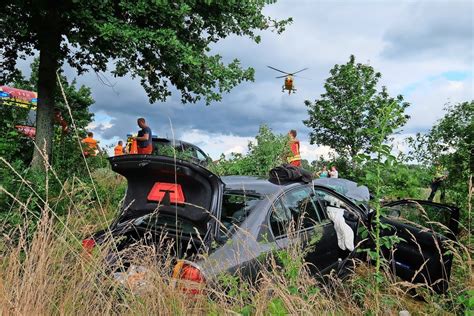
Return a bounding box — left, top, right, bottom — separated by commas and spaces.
267, 65, 290, 74
275, 75, 287, 78
291, 68, 309, 75
294, 75, 311, 80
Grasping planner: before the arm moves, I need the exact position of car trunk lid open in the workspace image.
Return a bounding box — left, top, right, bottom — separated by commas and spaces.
109, 155, 224, 242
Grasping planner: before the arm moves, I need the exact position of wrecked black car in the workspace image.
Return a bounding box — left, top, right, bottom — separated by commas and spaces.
84, 155, 459, 294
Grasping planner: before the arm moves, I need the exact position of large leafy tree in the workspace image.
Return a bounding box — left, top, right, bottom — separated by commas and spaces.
0, 0, 290, 169
303, 55, 410, 159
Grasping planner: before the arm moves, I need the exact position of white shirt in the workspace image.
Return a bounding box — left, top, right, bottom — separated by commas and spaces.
327, 206, 354, 251
329, 170, 338, 178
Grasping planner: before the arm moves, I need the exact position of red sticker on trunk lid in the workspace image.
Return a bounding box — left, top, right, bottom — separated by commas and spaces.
147, 182, 185, 204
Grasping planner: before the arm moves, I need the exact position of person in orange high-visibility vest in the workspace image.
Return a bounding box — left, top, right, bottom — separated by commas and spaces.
125, 134, 138, 154
133, 117, 153, 155
287, 129, 301, 167
130, 138, 138, 154
114, 140, 124, 156
82, 132, 99, 157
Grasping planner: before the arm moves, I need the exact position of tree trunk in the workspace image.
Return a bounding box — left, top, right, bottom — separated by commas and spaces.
31, 12, 62, 170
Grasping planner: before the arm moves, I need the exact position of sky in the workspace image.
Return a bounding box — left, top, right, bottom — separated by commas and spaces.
21, 0, 474, 160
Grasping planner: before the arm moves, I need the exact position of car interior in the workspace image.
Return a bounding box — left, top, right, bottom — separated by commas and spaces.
219, 193, 261, 238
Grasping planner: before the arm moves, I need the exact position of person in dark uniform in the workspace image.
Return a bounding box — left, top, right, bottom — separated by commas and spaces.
134, 117, 153, 154
428, 163, 448, 202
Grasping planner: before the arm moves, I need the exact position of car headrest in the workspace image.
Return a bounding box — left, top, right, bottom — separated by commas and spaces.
324, 195, 342, 208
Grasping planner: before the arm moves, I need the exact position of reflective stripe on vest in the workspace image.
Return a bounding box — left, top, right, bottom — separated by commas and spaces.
288, 154, 302, 163
288, 140, 301, 163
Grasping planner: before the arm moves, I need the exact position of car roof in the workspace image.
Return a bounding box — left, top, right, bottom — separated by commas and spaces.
152, 137, 198, 148
222, 176, 370, 202
312, 178, 370, 202
221, 175, 302, 196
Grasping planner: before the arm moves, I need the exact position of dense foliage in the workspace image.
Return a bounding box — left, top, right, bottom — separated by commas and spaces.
0, 105, 33, 164
0, 60, 95, 167
304, 55, 410, 159
0, 62, 102, 241
209, 125, 290, 176
408, 101, 473, 218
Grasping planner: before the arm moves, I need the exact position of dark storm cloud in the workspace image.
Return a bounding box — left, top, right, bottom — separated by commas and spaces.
381, 1, 473, 60
87, 73, 313, 141
61, 0, 397, 143
58, 0, 471, 147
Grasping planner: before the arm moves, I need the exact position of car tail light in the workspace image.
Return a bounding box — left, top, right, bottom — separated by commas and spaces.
172, 261, 205, 295
82, 238, 95, 254
180, 265, 205, 283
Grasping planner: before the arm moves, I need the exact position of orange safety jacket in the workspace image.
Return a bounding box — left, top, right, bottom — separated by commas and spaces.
82, 137, 98, 156
114, 145, 124, 156
129, 139, 138, 154
287, 140, 301, 163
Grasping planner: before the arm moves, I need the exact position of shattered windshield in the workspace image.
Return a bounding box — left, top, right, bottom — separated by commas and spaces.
313, 178, 370, 203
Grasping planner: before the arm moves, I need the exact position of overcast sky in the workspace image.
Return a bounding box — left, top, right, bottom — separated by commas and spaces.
30, 0, 474, 159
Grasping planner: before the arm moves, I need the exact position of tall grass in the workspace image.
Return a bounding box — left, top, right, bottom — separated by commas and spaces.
0, 166, 472, 315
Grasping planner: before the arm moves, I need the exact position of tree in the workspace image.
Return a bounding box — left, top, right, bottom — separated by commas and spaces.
408, 101, 473, 213
303, 55, 410, 159
0, 1, 291, 170
209, 125, 289, 176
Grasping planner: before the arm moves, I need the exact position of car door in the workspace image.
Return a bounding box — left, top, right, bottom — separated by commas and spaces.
309, 187, 364, 275
380, 200, 460, 293
268, 186, 352, 275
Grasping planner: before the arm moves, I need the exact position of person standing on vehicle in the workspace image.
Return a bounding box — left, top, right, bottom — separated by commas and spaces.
329, 166, 338, 178
287, 129, 301, 167
134, 118, 153, 155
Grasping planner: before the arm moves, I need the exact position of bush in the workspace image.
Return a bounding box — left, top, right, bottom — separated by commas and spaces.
209, 125, 290, 176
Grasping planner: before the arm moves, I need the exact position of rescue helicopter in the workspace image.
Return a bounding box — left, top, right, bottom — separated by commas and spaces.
267, 66, 309, 94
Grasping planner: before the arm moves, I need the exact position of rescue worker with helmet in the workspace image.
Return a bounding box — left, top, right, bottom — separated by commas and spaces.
287, 129, 301, 167
133, 117, 153, 155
